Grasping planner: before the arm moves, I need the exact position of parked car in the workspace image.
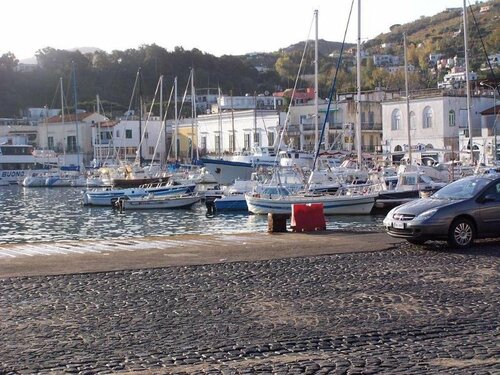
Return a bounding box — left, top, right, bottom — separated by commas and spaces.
383, 174, 500, 247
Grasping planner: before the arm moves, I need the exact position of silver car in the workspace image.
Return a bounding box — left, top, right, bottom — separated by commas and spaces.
383, 174, 500, 247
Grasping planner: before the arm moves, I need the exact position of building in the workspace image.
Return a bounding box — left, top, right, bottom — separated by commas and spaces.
213, 94, 282, 113
437, 70, 478, 89
381, 90, 495, 165
372, 54, 400, 67
38, 112, 108, 168
196, 110, 283, 155
91, 118, 170, 166
0, 118, 38, 146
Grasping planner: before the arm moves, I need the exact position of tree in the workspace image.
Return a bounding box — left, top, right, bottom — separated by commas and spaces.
0, 52, 18, 71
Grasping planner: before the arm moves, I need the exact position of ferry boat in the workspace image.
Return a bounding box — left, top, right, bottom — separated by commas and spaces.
0, 142, 59, 184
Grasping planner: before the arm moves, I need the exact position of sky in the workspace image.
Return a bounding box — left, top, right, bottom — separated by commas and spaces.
2, 0, 467, 61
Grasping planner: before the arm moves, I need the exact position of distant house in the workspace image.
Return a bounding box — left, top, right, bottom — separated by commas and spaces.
372, 54, 400, 67
437, 70, 477, 89
38, 112, 108, 167
14, 63, 37, 73
429, 53, 445, 66
273, 87, 316, 105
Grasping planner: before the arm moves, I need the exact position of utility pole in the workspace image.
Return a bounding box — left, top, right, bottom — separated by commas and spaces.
404, 33, 412, 165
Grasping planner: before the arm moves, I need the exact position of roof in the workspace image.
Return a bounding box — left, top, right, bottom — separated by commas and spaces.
46, 112, 92, 123
480, 105, 500, 115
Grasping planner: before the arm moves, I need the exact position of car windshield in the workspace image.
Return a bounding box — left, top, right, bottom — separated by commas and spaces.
432, 177, 490, 200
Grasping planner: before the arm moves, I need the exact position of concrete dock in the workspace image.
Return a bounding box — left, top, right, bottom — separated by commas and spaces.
0, 231, 498, 374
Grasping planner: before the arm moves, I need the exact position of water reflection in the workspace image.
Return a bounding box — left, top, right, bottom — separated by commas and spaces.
0, 186, 384, 244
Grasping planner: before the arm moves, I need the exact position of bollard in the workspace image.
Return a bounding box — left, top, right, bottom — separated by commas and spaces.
291, 203, 326, 232
205, 200, 215, 216
267, 213, 289, 233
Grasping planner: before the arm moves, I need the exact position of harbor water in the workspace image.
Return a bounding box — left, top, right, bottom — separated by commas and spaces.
0, 186, 385, 245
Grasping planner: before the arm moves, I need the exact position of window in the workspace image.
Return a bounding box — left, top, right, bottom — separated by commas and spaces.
126, 129, 132, 139
244, 134, 251, 150
394, 145, 403, 152
116, 130, 120, 138
201, 136, 207, 151
423, 106, 433, 128
253, 132, 260, 146
215, 135, 221, 154
67, 136, 77, 152
229, 134, 235, 152
47, 137, 54, 150
449, 110, 456, 127
368, 111, 374, 126
144, 132, 149, 139
148, 146, 155, 155
267, 131, 275, 147
391, 109, 401, 130
410, 111, 416, 130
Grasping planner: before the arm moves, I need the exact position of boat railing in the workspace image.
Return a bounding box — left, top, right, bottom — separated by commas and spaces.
139, 181, 172, 189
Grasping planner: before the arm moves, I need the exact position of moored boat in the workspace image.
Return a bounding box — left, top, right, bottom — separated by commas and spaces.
116, 193, 201, 210
82, 181, 197, 206
245, 186, 376, 215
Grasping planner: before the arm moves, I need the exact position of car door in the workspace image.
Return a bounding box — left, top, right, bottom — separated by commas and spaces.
476, 180, 500, 236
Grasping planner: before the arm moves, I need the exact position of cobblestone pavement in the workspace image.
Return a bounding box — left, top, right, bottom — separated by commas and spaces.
0, 241, 498, 374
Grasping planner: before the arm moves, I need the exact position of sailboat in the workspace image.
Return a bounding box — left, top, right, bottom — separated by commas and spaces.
245, 5, 377, 216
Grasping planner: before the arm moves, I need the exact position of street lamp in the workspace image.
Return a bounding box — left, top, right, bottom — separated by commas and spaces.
480, 82, 498, 162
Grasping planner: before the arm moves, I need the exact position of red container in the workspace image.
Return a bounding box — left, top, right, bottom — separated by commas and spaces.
291, 203, 326, 232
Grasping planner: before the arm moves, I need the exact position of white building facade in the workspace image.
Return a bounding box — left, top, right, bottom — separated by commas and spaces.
196, 110, 284, 155
382, 92, 494, 165
91, 118, 168, 166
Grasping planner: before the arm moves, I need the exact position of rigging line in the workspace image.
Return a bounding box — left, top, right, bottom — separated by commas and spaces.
134, 75, 162, 165
270, 11, 315, 189
151, 80, 175, 170
273, 10, 315, 176
49, 81, 60, 112
467, 0, 499, 94
115, 68, 141, 166
310, 0, 355, 175
276, 12, 315, 154
166, 78, 178, 161
178, 70, 193, 120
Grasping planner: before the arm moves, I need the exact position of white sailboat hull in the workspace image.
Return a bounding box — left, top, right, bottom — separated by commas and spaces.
245, 193, 376, 215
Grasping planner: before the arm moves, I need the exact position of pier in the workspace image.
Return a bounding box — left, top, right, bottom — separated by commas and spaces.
0, 232, 498, 374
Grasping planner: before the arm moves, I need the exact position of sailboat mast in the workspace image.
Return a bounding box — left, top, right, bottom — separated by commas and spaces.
191, 68, 196, 161
138, 67, 143, 167
356, 0, 362, 166
159, 75, 164, 167
96, 94, 101, 164
218, 86, 222, 156
404, 33, 412, 165
463, 0, 474, 165
314, 9, 319, 151
60, 77, 66, 165
231, 89, 235, 152
174, 76, 178, 161
72, 62, 80, 170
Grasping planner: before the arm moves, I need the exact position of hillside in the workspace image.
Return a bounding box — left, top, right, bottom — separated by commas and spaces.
363, 0, 499, 69
0, 0, 498, 118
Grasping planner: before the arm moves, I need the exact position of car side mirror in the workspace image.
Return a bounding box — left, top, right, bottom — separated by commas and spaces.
480, 194, 497, 203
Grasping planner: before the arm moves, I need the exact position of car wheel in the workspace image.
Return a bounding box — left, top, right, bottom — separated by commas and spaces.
448, 218, 475, 248
407, 239, 426, 245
